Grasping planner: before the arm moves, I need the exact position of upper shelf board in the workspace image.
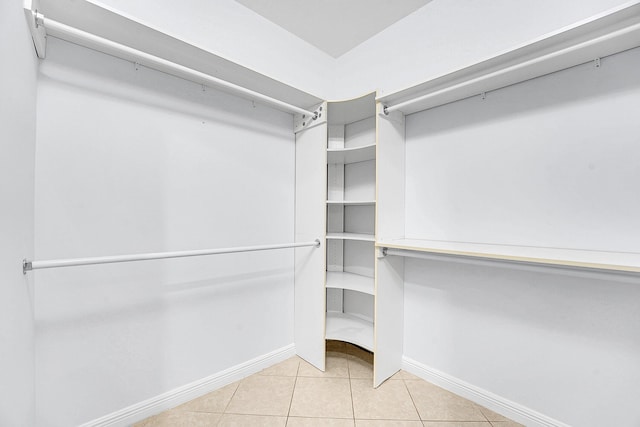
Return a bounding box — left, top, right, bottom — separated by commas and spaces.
327, 92, 377, 125
28, 0, 322, 112
377, 1, 640, 115
377, 238, 640, 273
327, 143, 376, 164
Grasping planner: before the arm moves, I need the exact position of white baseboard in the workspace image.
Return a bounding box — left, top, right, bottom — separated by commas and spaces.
79, 344, 297, 427
402, 356, 572, 427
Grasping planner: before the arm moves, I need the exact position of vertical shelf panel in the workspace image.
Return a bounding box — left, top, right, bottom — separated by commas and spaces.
374, 102, 406, 386
376, 105, 406, 240
374, 254, 405, 387
295, 120, 327, 371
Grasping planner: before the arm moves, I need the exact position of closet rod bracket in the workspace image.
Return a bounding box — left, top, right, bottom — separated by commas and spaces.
23, 0, 47, 58
23, 259, 32, 275
294, 101, 326, 133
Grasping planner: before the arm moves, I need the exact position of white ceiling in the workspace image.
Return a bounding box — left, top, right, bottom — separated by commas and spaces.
235, 0, 432, 58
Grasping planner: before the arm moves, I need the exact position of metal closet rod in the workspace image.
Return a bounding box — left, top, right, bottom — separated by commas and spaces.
33, 12, 319, 119
23, 239, 321, 273
380, 19, 640, 116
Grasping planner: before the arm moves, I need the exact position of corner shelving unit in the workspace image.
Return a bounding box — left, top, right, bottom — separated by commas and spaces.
325, 93, 377, 355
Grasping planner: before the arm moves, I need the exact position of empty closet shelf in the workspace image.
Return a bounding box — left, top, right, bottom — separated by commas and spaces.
327, 144, 376, 164
326, 312, 374, 352
326, 233, 375, 242
377, 238, 640, 273
326, 271, 374, 295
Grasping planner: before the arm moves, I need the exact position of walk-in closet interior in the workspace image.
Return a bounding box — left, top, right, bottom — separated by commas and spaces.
3, 0, 640, 426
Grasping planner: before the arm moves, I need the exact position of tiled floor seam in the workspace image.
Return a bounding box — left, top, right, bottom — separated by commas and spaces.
401, 377, 423, 421
346, 352, 356, 423
286, 373, 300, 419
220, 380, 241, 415
348, 376, 356, 422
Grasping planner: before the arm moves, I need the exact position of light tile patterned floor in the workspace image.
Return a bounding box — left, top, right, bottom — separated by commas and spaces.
135, 341, 524, 427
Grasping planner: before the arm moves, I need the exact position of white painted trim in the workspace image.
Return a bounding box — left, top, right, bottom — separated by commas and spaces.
79, 344, 296, 427
402, 356, 572, 427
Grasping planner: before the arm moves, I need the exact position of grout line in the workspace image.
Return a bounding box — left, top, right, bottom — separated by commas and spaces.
215, 379, 243, 426
338, 345, 357, 423
348, 375, 356, 423
479, 406, 492, 423
220, 380, 241, 415
402, 378, 423, 422
285, 358, 301, 421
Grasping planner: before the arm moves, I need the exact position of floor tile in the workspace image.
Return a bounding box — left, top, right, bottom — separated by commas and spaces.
349, 357, 374, 379
390, 370, 421, 381
404, 380, 486, 421
477, 406, 513, 422
355, 421, 423, 426
218, 413, 286, 426
287, 416, 355, 426
298, 354, 349, 378
174, 381, 238, 413
422, 423, 491, 427
289, 377, 353, 418
135, 345, 523, 427
351, 378, 419, 421
489, 422, 526, 427
134, 410, 222, 426
260, 356, 302, 377
225, 375, 295, 416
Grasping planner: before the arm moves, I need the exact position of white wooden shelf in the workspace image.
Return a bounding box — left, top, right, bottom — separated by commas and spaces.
377, 238, 640, 273
327, 233, 375, 242
327, 144, 376, 164
325, 312, 374, 351
34, 0, 322, 111
326, 271, 374, 295
326, 200, 375, 206
377, 1, 640, 114
328, 93, 377, 125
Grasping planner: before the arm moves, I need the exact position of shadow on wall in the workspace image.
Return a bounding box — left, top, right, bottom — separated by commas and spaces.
406, 256, 640, 351
39, 38, 292, 140
406, 46, 640, 137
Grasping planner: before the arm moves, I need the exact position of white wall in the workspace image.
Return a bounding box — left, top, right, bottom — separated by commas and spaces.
34, 38, 296, 426
404, 259, 640, 427
0, 2, 38, 426
402, 47, 640, 427
332, 0, 632, 99
91, 0, 335, 100
404, 49, 640, 251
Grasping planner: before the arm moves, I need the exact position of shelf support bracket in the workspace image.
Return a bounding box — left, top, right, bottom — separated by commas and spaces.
23, 0, 46, 59
293, 102, 326, 134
